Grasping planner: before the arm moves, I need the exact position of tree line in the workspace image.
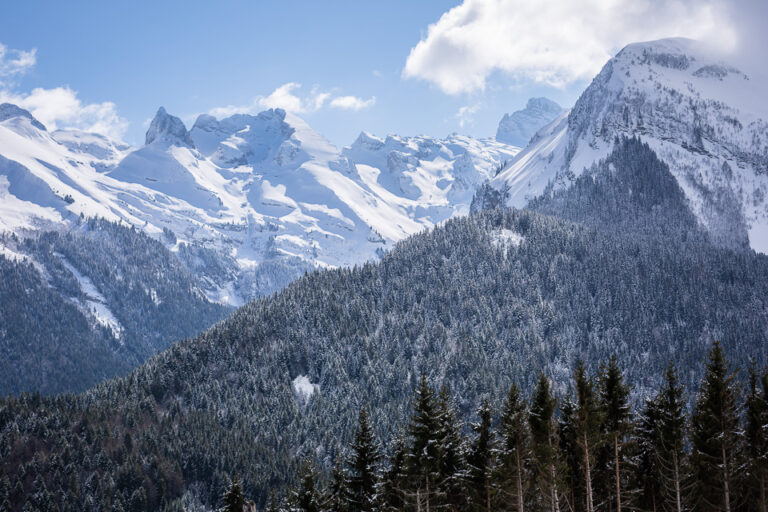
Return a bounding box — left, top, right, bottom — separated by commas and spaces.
220, 342, 767, 512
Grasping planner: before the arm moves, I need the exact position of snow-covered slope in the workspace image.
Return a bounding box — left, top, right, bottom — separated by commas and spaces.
0, 103, 520, 305
495, 97, 564, 147
491, 38, 768, 251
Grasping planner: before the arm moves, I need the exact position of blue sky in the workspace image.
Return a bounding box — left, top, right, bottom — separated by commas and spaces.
0, 0, 753, 147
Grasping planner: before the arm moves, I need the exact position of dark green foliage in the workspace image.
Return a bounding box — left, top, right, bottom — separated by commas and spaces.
745, 364, 768, 512
346, 408, 380, 512
221, 475, 245, 512
0, 218, 229, 395
468, 399, 496, 512
495, 384, 530, 512
690, 342, 742, 511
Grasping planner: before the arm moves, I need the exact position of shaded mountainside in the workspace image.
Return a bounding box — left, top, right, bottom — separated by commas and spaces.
2, 192, 768, 508
0, 218, 230, 395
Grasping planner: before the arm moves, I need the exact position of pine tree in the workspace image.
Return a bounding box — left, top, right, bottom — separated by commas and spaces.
690, 342, 742, 512
496, 383, 530, 512
291, 457, 322, 512
221, 474, 245, 512
406, 374, 443, 512
468, 398, 496, 512
598, 356, 631, 512
326, 460, 348, 512
347, 407, 380, 512
529, 373, 562, 512
745, 363, 768, 512
656, 364, 688, 512
435, 385, 468, 511
573, 362, 602, 512
381, 436, 408, 512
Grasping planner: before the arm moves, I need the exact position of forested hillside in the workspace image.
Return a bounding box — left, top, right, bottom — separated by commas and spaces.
0, 218, 230, 395
2, 186, 767, 508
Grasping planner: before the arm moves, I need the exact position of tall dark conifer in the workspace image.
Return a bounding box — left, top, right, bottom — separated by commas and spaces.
496, 384, 530, 512
221, 474, 245, 512
406, 374, 442, 512
347, 407, 380, 512
745, 363, 768, 512
598, 356, 631, 512
468, 399, 496, 512
690, 342, 742, 512
435, 385, 468, 511
529, 373, 562, 512
573, 362, 602, 512
291, 457, 322, 512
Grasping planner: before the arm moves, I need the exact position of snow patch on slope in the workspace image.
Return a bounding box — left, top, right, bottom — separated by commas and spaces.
58, 256, 124, 338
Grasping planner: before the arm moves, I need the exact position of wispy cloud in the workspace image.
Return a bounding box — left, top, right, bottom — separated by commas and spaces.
404, 0, 737, 94
454, 102, 480, 128
0, 42, 128, 140
209, 82, 376, 118
329, 95, 376, 111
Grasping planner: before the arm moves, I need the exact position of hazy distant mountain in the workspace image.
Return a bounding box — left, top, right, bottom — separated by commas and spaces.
495, 97, 564, 147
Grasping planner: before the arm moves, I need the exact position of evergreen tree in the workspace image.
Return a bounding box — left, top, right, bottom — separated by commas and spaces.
529, 373, 562, 512
405, 374, 443, 511
636, 395, 663, 512
655, 364, 688, 512
496, 383, 530, 512
468, 398, 496, 512
326, 460, 348, 512
291, 457, 322, 512
690, 342, 742, 512
745, 363, 768, 512
380, 436, 408, 512
221, 474, 245, 512
435, 385, 469, 511
347, 407, 380, 512
573, 362, 602, 512
598, 356, 631, 512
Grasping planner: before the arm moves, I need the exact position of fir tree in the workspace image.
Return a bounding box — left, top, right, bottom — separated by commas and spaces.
291, 457, 322, 512
529, 373, 562, 512
573, 362, 602, 512
598, 356, 631, 512
221, 474, 245, 512
380, 436, 408, 512
326, 460, 348, 512
347, 407, 380, 512
406, 374, 442, 512
435, 385, 469, 511
656, 364, 688, 512
745, 363, 768, 512
468, 398, 496, 512
496, 383, 530, 512
691, 342, 742, 512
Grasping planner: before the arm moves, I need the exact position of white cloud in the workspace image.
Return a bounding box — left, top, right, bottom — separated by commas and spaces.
0, 42, 128, 140
0, 43, 36, 87
0, 86, 129, 141
329, 95, 376, 111
403, 0, 738, 94
209, 82, 375, 117
455, 103, 480, 128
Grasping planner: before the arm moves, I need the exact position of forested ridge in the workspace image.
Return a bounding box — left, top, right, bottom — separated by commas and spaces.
2, 139, 768, 510
0, 218, 230, 395
231, 344, 767, 512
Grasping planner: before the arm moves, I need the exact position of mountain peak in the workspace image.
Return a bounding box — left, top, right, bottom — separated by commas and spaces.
496, 97, 564, 147
0, 103, 47, 131
145, 106, 194, 147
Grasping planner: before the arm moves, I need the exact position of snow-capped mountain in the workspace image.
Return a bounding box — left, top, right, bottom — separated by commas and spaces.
0, 103, 520, 305
495, 97, 564, 147
490, 38, 768, 252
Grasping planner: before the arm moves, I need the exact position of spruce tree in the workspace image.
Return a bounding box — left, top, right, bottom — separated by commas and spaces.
221, 474, 245, 512
496, 383, 530, 512
598, 356, 631, 512
745, 363, 768, 512
529, 373, 562, 512
690, 342, 742, 512
326, 460, 348, 512
656, 364, 688, 512
468, 398, 496, 512
381, 436, 408, 512
291, 457, 322, 512
573, 361, 602, 512
347, 407, 380, 512
435, 385, 468, 511
406, 374, 442, 512
636, 396, 663, 512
